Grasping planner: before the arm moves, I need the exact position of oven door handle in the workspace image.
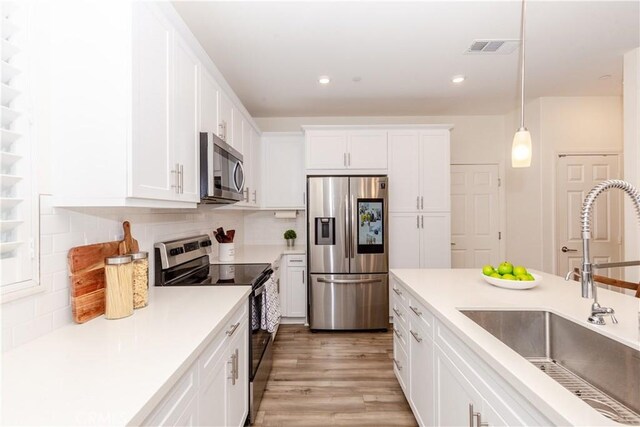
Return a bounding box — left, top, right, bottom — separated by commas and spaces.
317, 277, 381, 284
254, 283, 266, 296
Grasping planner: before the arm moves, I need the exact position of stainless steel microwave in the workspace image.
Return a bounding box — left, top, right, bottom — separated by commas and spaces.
199, 132, 244, 204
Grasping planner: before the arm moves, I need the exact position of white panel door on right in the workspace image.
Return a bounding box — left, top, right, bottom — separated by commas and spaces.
450, 164, 500, 268
347, 130, 388, 169
388, 131, 421, 212
389, 213, 421, 269
421, 213, 451, 268
306, 131, 348, 169
420, 132, 450, 212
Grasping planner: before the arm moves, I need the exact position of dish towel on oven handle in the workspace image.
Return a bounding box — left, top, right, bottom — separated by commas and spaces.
261, 275, 281, 333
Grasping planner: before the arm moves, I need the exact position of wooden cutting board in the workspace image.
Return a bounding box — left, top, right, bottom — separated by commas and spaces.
68, 240, 120, 323
118, 221, 140, 255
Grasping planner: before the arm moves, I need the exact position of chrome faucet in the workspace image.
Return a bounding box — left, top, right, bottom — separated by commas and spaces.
565, 179, 640, 325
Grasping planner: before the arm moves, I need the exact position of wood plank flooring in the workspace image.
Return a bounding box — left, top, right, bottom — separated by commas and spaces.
253, 325, 418, 427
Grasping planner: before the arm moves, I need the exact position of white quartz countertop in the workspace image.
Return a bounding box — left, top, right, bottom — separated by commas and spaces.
210, 244, 305, 265
391, 268, 640, 427
1, 286, 251, 426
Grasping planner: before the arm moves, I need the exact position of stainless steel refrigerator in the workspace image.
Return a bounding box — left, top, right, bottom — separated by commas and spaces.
307, 176, 389, 330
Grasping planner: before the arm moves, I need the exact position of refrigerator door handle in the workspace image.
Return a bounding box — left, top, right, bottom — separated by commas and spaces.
317, 277, 382, 284
350, 194, 355, 259
344, 195, 350, 260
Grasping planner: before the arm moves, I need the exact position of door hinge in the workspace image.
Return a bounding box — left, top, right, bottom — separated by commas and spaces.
498, 232, 502, 240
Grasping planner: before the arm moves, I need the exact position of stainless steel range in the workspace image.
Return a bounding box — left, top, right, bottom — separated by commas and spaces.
154, 235, 273, 425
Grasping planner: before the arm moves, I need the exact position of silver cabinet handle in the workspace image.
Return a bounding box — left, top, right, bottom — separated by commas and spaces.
421, 196, 424, 210
410, 330, 422, 343
417, 215, 419, 229
290, 259, 303, 263
417, 196, 420, 210
343, 152, 347, 167
469, 404, 475, 427
179, 164, 184, 194
393, 327, 402, 339
392, 307, 403, 318
244, 187, 249, 203
317, 277, 381, 284
226, 321, 240, 336
348, 152, 351, 166
392, 287, 402, 296
421, 215, 424, 229
393, 358, 402, 371
234, 348, 239, 381
410, 305, 422, 316
228, 351, 237, 385
252, 190, 257, 203
171, 163, 180, 193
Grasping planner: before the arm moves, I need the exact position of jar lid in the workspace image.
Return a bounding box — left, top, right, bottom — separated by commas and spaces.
130, 251, 149, 260
105, 255, 133, 265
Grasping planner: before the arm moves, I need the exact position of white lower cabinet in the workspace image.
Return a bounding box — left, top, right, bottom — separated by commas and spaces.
143, 301, 248, 427
280, 255, 307, 321
391, 278, 553, 427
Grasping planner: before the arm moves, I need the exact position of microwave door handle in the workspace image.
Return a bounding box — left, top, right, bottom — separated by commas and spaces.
233, 161, 245, 192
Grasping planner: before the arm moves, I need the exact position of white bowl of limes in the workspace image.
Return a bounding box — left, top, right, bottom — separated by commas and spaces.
481, 263, 542, 290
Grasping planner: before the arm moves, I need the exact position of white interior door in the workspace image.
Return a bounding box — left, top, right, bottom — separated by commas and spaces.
556, 154, 622, 279
450, 165, 500, 268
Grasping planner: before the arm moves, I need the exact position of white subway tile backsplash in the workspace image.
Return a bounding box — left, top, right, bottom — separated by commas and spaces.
243, 210, 306, 245
2, 196, 247, 352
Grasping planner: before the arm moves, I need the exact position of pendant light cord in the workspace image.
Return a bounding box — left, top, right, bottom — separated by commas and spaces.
520, 0, 527, 128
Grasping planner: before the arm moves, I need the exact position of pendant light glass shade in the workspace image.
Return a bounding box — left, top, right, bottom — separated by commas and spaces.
512, 127, 532, 167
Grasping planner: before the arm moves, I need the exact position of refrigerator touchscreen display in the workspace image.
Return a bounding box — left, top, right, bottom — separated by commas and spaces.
357, 199, 384, 254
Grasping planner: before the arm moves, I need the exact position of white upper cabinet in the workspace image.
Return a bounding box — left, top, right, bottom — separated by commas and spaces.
420, 132, 451, 212
200, 69, 219, 134
305, 128, 388, 171
250, 128, 262, 207
347, 130, 388, 169
239, 120, 252, 206
262, 133, 305, 209
50, 2, 260, 208
388, 131, 421, 212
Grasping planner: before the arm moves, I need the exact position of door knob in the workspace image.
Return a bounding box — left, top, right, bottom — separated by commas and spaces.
561, 246, 578, 253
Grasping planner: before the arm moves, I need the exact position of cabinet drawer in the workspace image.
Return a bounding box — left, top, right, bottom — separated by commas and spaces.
390, 278, 408, 308
143, 362, 198, 426
199, 301, 247, 380
393, 337, 409, 393
407, 296, 434, 337
392, 315, 408, 351
286, 255, 306, 266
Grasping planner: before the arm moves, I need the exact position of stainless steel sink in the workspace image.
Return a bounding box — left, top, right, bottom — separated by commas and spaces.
461, 310, 640, 425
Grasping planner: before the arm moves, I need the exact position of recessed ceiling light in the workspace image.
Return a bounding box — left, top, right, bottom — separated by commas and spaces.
599, 74, 612, 80
451, 75, 466, 84
318, 76, 331, 85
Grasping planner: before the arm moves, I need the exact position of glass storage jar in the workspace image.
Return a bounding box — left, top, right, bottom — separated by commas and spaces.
131, 251, 149, 309
104, 255, 134, 319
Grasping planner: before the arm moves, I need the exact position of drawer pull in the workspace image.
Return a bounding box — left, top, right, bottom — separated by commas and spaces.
393, 327, 402, 339
226, 322, 240, 337
410, 305, 422, 316
392, 307, 403, 318
392, 287, 402, 296
393, 358, 402, 371
410, 330, 422, 343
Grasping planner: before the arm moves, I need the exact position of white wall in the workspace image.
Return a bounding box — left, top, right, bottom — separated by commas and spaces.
1, 199, 243, 352
623, 48, 640, 282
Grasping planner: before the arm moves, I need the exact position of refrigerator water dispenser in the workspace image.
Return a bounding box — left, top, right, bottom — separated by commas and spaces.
315, 218, 335, 245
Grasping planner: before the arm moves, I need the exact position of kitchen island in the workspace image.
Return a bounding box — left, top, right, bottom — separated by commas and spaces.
391, 268, 639, 427
1, 286, 251, 426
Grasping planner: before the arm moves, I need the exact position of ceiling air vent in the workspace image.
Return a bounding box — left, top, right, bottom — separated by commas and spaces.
465, 39, 519, 55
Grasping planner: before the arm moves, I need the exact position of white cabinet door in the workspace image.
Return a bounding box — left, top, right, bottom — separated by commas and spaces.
200, 69, 219, 134
131, 3, 174, 201
306, 131, 348, 169
175, 396, 198, 427
218, 90, 233, 144
434, 345, 483, 427
173, 34, 200, 203
421, 213, 451, 268
389, 213, 421, 269
233, 110, 244, 155
347, 130, 388, 169
239, 121, 252, 205
388, 131, 421, 212
198, 348, 228, 427
226, 318, 249, 427
409, 321, 434, 427
420, 132, 450, 212
286, 266, 306, 318
263, 134, 305, 208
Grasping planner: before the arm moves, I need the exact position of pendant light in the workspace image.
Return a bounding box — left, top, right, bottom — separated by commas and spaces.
512, 0, 532, 168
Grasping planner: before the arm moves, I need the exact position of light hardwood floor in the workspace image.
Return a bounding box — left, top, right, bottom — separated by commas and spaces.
253, 325, 418, 427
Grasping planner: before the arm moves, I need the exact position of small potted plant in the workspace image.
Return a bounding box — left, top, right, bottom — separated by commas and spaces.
284, 229, 297, 247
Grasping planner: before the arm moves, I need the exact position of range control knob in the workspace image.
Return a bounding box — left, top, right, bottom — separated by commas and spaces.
200, 239, 212, 247
169, 247, 184, 256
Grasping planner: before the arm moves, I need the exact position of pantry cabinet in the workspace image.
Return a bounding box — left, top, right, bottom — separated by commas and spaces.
262, 133, 305, 209
304, 128, 387, 171
280, 254, 307, 320
390, 213, 451, 269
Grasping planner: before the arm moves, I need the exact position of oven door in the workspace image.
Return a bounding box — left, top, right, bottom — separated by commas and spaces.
250, 281, 272, 380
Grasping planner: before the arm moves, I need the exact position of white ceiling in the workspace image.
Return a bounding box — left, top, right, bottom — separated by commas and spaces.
173, 1, 640, 117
